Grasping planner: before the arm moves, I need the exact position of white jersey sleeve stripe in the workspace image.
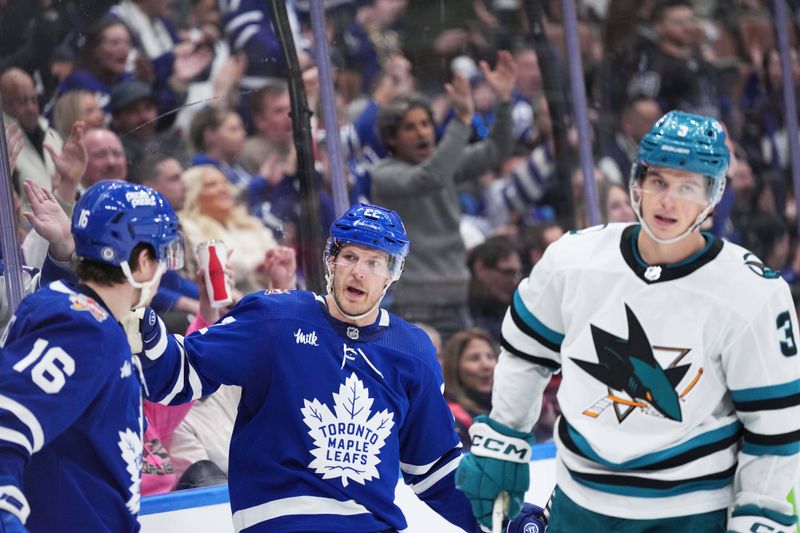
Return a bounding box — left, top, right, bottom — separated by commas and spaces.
0, 428, 33, 454
232, 496, 369, 532
187, 358, 204, 401
159, 339, 187, 405
400, 457, 440, 475
735, 403, 800, 438
144, 318, 168, 360
0, 394, 43, 452
410, 455, 461, 494
0, 485, 30, 522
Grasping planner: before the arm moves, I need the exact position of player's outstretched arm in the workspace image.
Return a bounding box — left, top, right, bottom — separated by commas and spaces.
455, 416, 535, 531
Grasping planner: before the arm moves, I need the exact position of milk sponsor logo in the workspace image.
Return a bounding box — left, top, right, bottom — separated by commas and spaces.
301, 372, 394, 486
294, 328, 319, 346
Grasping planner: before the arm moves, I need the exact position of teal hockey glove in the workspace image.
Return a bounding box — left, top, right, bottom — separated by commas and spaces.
728, 504, 798, 533
455, 415, 535, 531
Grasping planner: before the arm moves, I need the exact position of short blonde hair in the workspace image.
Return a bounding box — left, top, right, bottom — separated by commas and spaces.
53, 90, 91, 138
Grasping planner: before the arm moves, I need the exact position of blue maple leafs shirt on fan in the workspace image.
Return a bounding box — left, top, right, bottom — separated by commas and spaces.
136, 204, 477, 533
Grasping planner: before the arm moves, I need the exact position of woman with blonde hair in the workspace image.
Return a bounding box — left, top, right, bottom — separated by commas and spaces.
52, 90, 105, 139
179, 164, 295, 294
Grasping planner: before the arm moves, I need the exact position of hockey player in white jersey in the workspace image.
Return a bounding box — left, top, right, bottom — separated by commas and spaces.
456, 110, 800, 532
0, 180, 184, 532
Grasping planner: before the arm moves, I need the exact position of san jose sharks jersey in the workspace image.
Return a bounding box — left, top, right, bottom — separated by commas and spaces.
492, 223, 800, 525
141, 290, 475, 532
0, 280, 144, 532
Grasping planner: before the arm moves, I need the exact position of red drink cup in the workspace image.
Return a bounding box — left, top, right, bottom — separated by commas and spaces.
197, 240, 232, 308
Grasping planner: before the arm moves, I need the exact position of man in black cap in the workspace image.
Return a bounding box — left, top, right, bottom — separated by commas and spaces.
109, 79, 186, 171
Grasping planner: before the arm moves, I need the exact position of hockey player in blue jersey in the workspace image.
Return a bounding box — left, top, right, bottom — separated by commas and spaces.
0, 180, 183, 533
135, 203, 483, 532
456, 110, 800, 532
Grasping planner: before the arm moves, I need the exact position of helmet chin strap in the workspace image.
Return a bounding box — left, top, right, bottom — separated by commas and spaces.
635, 205, 713, 245
120, 261, 167, 309
325, 262, 391, 323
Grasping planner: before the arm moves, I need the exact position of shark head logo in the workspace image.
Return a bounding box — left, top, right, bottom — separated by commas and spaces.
571, 304, 690, 422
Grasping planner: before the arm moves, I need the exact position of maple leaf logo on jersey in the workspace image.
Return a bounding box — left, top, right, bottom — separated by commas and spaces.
571, 304, 691, 422
301, 372, 395, 487
117, 427, 142, 514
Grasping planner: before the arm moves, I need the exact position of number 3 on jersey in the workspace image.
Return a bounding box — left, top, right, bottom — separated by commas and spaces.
777, 311, 798, 357
12, 338, 76, 393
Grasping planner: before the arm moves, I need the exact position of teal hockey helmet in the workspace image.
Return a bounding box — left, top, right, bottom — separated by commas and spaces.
631, 110, 730, 207
630, 111, 731, 244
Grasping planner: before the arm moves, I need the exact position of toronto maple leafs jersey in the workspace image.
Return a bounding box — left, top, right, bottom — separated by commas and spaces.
142, 290, 475, 532
0, 280, 144, 532
492, 223, 800, 525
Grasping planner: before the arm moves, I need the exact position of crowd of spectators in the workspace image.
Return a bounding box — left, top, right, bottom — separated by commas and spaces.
3, 0, 800, 492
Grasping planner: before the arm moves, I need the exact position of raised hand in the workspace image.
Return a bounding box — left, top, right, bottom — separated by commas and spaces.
480, 50, 518, 103
22, 179, 74, 261
445, 72, 474, 124
44, 121, 87, 204
211, 53, 247, 110
262, 246, 296, 290
173, 42, 214, 84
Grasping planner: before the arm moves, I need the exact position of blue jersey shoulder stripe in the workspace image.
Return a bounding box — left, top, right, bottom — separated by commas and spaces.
731, 379, 800, 403
511, 291, 564, 351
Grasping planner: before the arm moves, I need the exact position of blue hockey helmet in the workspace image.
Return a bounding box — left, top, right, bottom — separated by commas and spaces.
325, 203, 409, 281
631, 110, 730, 207
72, 180, 184, 270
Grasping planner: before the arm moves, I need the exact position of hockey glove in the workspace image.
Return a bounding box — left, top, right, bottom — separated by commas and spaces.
136, 306, 167, 363
728, 505, 798, 533
506, 502, 547, 533
455, 415, 535, 531
0, 511, 26, 533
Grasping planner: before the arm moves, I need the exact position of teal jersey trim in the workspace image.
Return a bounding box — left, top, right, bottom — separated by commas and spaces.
571, 473, 734, 498
731, 379, 800, 402
629, 226, 715, 269
732, 504, 798, 526
512, 291, 565, 346
566, 420, 742, 471
742, 441, 800, 457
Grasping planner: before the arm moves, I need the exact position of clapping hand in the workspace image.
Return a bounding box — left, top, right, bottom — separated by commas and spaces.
44, 121, 87, 204
262, 246, 296, 290
445, 72, 474, 124
481, 50, 517, 103
22, 179, 74, 261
